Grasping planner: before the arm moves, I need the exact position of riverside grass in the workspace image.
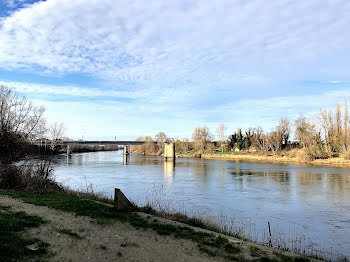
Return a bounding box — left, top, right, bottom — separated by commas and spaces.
1, 190, 319, 262
0, 203, 49, 262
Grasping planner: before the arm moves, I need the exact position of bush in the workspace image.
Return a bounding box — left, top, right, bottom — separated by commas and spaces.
287, 148, 299, 158
296, 149, 315, 161
340, 150, 350, 160
0, 161, 61, 192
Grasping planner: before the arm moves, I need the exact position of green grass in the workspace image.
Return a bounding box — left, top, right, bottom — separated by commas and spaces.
0, 203, 48, 262
250, 246, 263, 257
0, 190, 243, 260
139, 205, 246, 240
0, 190, 326, 262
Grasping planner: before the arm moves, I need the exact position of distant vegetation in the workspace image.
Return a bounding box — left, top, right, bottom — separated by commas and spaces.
132, 102, 350, 161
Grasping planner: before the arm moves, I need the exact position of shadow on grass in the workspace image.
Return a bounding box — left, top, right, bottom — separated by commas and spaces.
0, 203, 48, 262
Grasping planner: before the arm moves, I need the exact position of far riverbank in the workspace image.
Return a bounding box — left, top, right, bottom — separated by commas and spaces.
178, 152, 350, 168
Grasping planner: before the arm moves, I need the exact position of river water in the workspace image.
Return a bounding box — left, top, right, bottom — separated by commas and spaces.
51, 151, 350, 258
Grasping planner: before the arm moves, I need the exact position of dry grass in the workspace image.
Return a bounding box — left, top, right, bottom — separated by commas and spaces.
340, 150, 350, 160
186, 151, 350, 167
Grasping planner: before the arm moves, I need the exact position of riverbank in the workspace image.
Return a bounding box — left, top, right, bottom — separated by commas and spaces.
178, 152, 350, 168
0, 190, 323, 262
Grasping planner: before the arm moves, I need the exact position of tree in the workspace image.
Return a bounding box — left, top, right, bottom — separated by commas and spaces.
344, 101, 349, 150
0, 86, 46, 162
144, 136, 156, 154
277, 117, 290, 148
0, 86, 45, 140
49, 122, 65, 150
192, 126, 212, 152
251, 126, 265, 151
216, 123, 227, 152
294, 115, 315, 148
266, 131, 282, 153
154, 132, 167, 143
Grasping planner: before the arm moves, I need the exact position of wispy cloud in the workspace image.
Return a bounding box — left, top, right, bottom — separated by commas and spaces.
10, 80, 349, 140
1, 0, 349, 84
0, 1, 349, 138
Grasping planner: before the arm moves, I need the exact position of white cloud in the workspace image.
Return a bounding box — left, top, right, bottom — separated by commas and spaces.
1, 1, 350, 138
0, 80, 138, 98
0, 0, 349, 86
23, 82, 350, 140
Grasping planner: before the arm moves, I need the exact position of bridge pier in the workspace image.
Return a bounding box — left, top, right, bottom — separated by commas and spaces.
164, 143, 175, 162
123, 145, 130, 155
66, 145, 72, 156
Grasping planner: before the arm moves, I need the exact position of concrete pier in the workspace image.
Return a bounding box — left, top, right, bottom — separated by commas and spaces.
164, 143, 175, 161
66, 145, 72, 156
123, 145, 130, 155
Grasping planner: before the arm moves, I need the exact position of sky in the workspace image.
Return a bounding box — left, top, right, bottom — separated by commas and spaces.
0, 0, 350, 140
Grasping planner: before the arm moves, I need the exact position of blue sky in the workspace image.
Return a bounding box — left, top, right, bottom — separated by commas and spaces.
0, 0, 350, 140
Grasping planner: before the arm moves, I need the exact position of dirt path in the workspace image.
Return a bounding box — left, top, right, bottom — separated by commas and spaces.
1, 194, 227, 262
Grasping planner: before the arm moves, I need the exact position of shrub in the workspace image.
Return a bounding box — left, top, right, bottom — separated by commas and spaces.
340, 150, 350, 160
0, 161, 61, 192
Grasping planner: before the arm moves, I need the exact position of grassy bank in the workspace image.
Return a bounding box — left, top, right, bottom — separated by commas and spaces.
0, 189, 325, 262
178, 152, 350, 168
0, 203, 49, 262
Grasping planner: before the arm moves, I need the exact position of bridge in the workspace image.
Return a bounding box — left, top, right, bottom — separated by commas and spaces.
32, 140, 176, 161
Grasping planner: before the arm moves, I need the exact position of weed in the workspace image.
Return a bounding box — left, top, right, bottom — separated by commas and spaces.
100, 245, 107, 250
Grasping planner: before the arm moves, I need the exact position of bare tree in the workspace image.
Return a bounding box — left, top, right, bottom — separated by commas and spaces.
295, 115, 316, 148
192, 126, 213, 153
277, 117, 290, 148
144, 136, 155, 154
0, 86, 47, 162
344, 101, 349, 150
154, 132, 167, 143
216, 123, 227, 152
49, 122, 65, 150
251, 126, 265, 151
0, 86, 45, 140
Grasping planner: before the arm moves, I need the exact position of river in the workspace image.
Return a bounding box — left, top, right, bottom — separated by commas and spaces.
51, 151, 350, 259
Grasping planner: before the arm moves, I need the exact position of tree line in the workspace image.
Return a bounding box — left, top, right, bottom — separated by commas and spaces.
132, 102, 350, 160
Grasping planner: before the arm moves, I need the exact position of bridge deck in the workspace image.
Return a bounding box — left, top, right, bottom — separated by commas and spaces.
32, 141, 146, 146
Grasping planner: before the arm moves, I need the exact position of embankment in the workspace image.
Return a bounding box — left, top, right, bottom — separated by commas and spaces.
0, 190, 325, 262
179, 153, 350, 168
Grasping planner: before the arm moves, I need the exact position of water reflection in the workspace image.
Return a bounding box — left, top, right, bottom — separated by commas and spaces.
164, 161, 175, 184
51, 151, 350, 258
123, 155, 129, 165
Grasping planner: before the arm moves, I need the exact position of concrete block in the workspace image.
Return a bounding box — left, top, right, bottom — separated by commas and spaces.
114, 188, 135, 211
164, 143, 175, 161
